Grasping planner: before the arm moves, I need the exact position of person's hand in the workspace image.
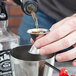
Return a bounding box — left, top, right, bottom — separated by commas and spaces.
6, 0, 16, 5
33, 14, 76, 66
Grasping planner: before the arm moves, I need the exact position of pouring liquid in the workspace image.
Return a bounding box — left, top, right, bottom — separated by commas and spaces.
31, 11, 39, 33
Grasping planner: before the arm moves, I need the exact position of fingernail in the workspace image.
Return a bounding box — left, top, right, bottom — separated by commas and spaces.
40, 49, 46, 55
73, 62, 76, 66
56, 55, 62, 62
34, 42, 40, 48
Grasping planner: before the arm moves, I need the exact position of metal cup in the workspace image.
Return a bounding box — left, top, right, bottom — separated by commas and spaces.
10, 28, 55, 76
10, 44, 55, 76
27, 28, 49, 54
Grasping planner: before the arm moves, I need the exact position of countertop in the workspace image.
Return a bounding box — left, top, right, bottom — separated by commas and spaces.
53, 61, 76, 76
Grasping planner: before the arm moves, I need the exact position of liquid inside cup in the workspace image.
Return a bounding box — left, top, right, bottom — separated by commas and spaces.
27, 28, 49, 34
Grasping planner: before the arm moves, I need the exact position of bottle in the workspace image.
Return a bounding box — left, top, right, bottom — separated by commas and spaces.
0, 1, 19, 75
13, 0, 38, 15
0, 1, 8, 20
0, 20, 20, 76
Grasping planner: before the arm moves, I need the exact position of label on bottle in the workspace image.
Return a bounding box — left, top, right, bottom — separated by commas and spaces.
0, 49, 13, 76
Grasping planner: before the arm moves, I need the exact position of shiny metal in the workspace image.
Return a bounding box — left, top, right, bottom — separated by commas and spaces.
27, 28, 49, 54
10, 45, 55, 76
28, 45, 40, 54
14, 0, 38, 15
27, 28, 49, 41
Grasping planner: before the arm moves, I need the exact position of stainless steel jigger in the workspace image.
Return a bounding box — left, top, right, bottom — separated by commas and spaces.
27, 28, 49, 54
10, 28, 55, 76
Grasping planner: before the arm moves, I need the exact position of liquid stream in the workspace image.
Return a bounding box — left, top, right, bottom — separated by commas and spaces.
31, 11, 39, 33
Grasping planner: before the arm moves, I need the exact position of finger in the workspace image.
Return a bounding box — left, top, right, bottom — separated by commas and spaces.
36, 34, 45, 40
30, 34, 45, 43
72, 14, 76, 17
50, 14, 75, 31
34, 17, 76, 48
72, 60, 76, 67
30, 38, 34, 44
55, 47, 76, 62
30, 34, 45, 44
39, 31, 76, 55
50, 17, 70, 31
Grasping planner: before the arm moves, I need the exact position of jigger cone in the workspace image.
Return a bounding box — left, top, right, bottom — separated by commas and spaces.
27, 28, 49, 54
27, 28, 49, 41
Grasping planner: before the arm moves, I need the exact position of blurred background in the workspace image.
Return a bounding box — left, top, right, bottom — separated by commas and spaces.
6, 1, 24, 35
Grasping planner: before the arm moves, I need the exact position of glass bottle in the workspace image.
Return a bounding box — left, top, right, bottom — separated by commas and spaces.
13, 0, 38, 15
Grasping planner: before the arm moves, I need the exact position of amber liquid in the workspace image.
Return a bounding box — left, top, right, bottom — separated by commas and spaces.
31, 11, 39, 33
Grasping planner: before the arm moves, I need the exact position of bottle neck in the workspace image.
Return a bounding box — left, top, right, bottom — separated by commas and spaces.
22, 1, 38, 15
13, 0, 38, 15
0, 1, 8, 21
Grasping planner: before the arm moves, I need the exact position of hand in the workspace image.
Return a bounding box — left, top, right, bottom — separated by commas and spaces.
6, 0, 16, 5
33, 14, 76, 66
